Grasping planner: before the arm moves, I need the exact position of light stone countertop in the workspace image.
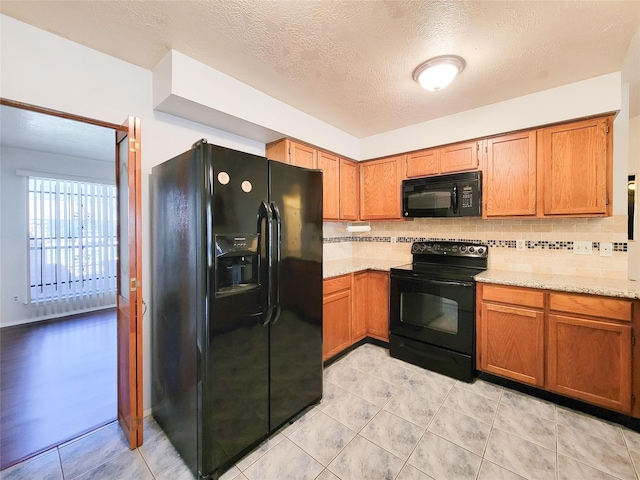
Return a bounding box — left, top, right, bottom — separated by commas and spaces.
323, 258, 406, 279
475, 270, 639, 300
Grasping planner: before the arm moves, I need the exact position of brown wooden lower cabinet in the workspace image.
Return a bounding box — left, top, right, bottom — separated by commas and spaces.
323, 270, 390, 361
322, 276, 352, 361
477, 283, 638, 416
547, 314, 632, 413
480, 303, 544, 387
365, 272, 390, 342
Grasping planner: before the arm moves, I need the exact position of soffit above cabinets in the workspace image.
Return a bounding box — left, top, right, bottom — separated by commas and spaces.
1, 1, 638, 138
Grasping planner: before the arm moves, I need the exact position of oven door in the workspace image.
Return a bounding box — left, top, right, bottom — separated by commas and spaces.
389, 273, 475, 354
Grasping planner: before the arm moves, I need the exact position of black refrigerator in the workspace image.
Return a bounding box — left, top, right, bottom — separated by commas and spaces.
151, 141, 323, 480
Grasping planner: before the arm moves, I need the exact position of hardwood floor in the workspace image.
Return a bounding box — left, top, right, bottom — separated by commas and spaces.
0, 308, 117, 470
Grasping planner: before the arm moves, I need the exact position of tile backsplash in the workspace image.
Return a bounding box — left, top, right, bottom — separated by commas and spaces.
323, 215, 629, 280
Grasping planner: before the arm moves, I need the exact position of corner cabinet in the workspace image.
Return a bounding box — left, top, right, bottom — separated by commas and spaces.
477, 283, 638, 416
360, 156, 402, 220
323, 271, 390, 361
267, 139, 358, 221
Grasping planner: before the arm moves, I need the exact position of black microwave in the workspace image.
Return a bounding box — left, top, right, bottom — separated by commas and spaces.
402, 171, 482, 218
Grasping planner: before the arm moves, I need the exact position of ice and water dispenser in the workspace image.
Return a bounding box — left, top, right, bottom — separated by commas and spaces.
214, 234, 259, 296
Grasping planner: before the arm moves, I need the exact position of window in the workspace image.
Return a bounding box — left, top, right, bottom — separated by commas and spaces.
28, 177, 117, 303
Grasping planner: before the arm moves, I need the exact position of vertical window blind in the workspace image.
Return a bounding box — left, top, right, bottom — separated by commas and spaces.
28, 176, 118, 310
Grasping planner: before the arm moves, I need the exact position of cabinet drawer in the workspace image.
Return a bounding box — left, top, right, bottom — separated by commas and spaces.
482, 284, 544, 309
549, 293, 632, 322
324, 275, 352, 295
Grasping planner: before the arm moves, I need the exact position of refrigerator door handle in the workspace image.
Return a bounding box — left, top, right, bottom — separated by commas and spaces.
258, 200, 274, 326
270, 202, 282, 324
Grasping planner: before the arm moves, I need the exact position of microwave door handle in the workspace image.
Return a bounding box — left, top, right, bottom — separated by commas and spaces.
452, 184, 458, 214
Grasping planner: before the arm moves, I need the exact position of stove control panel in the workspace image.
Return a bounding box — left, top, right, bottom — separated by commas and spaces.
411, 241, 488, 258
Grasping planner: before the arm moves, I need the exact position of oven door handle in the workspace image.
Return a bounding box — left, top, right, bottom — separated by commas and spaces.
391, 275, 473, 288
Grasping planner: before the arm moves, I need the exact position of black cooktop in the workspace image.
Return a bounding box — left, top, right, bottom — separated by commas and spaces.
390, 241, 488, 282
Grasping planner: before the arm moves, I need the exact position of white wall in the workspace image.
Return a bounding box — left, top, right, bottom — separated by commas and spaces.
0, 146, 115, 326
629, 114, 640, 281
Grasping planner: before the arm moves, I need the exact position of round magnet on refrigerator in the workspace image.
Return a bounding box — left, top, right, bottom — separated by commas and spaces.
241, 181, 252, 193
217, 171, 230, 185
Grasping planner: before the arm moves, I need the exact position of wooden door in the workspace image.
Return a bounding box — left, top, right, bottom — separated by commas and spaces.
322, 276, 352, 360
339, 159, 359, 220
480, 303, 545, 386
116, 116, 143, 449
547, 314, 632, 412
485, 131, 537, 217
322, 290, 352, 361
290, 141, 317, 169
352, 273, 368, 342
359, 156, 402, 220
318, 151, 340, 220
541, 117, 610, 216
405, 149, 439, 178
366, 272, 389, 341
440, 140, 479, 174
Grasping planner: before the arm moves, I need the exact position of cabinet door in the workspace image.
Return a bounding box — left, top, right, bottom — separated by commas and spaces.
541, 117, 610, 216
290, 141, 317, 169
440, 140, 480, 174
405, 149, 439, 178
340, 159, 359, 220
322, 289, 352, 361
352, 273, 368, 342
265, 139, 290, 164
318, 151, 340, 220
360, 156, 402, 220
480, 303, 545, 386
366, 272, 389, 341
485, 131, 537, 217
547, 314, 632, 412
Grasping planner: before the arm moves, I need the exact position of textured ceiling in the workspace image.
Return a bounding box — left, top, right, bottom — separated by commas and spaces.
1, 0, 639, 137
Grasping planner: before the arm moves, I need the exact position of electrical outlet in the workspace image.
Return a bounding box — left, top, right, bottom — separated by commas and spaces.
600, 242, 613, 257
573, 241, 593, 255
12, 295, 19, 303
516, 240, 526, 251
390, 237, 397, 245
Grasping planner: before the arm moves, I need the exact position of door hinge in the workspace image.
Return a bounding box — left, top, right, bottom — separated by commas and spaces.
632, 335, 636, 347
605, 125, 610, 134
605, 196, 610, 206
130, 277, 141, 292
129, 138, 140, 152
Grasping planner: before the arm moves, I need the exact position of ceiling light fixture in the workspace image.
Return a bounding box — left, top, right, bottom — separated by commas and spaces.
413, 55, 466, 91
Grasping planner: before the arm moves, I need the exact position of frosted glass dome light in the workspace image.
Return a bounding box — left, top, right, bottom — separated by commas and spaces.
413, 56, 465, 91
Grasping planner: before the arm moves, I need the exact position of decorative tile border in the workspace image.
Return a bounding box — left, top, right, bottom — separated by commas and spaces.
324, 236, 628, 252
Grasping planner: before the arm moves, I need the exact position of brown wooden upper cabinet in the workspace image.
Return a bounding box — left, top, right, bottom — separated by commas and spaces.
440, 140, 481, 174
266, 139, 317, 168
540, 116, 611, 216
318, 151, 340, 220
404, 140, 480, 179
485, 131, 537, 217
267, 139, 359, 220
339, 159, 359, 220
360, 156, 402, 220
405, 148, 439, 178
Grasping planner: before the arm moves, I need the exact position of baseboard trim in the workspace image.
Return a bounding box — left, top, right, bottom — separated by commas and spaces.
323, 337, 389, 367
478, 372, 640, 433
